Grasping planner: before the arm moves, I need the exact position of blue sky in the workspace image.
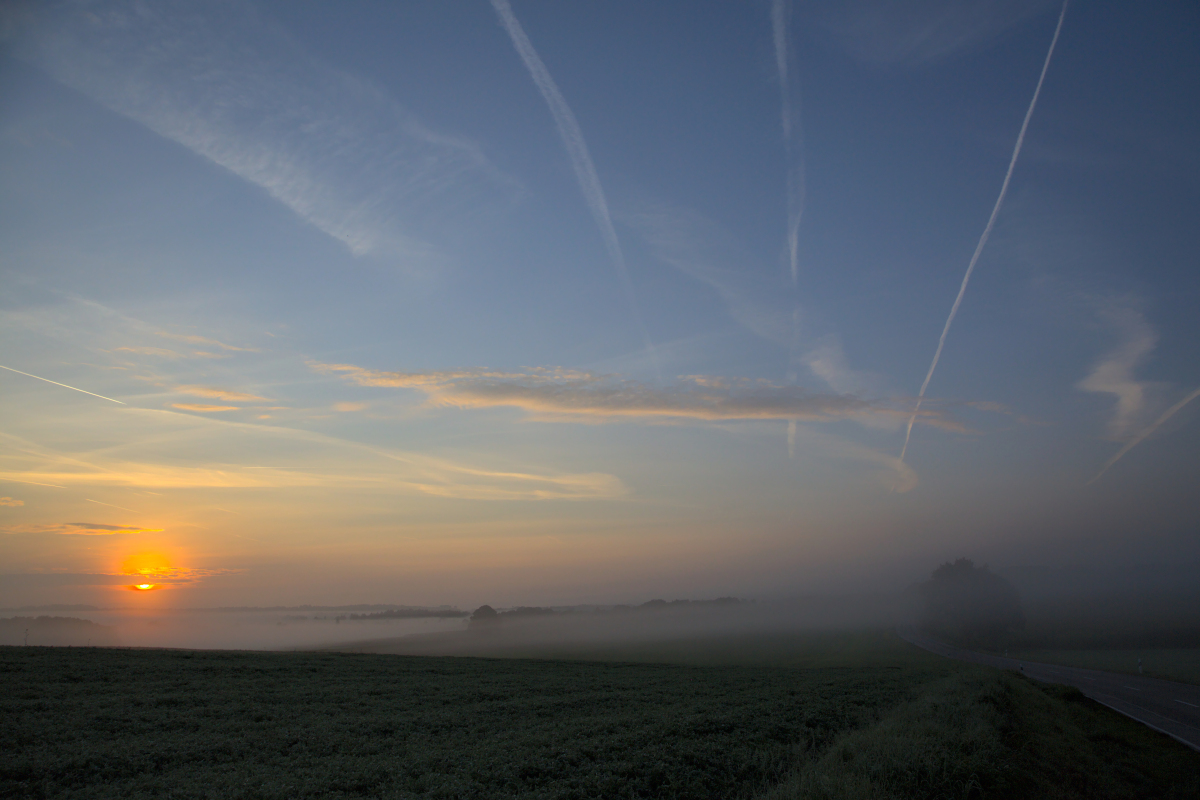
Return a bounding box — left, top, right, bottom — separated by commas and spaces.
1, 0, 1198, 607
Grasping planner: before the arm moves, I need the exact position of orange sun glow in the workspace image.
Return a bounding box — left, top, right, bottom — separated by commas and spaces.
121, 552, 173, 592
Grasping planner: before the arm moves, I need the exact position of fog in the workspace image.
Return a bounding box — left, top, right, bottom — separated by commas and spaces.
0, 607, 466, 651
319, 597, 921, 663
0, 594, 919, 654
5, 557, 1200, 657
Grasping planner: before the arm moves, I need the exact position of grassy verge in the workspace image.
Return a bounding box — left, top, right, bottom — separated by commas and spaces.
755, 669, 1200, 800
1007, 648, 1200, 685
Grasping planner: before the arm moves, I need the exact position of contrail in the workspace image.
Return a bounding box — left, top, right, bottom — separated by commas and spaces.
771, 0, 805, 286
774, 0, 806, 454
87, 498, 139, 513
1088, 386, 1200, 485
489, 0, 659, 377
0, 364, 126, 404
5, 478, 68, 489
899, 0, 1068, 463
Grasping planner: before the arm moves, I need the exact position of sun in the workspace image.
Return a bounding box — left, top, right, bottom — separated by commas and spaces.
120, 552, 173, 592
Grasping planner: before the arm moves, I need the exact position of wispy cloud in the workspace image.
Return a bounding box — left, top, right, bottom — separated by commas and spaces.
1077, 302, 1157, 438
86, 498, 138, 513
629, 204, 793, 347
119, 565, 240, 583
899, 0, 1068, 463
310, 360, 958, 429
157, 332, 257, 353
13, 0, 516, 267
0, 497, 24, 507
0, 410, 624, 502
802, 335, 882, 396
786, 424, 920, 493
488, 0, 657, 372
840, 440, 919, 494
115, 347, 229, 361
171, 403, 240, 413
113, 347, 180, 359
812, 0, 1059, 66
1089, 387, 1200, 485
175, 386, 269, 402
1, 522, 164, 536
771, 0, 805, 286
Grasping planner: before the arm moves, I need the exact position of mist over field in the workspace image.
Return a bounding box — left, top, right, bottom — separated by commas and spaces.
8, 556, 1199, 657
0, 607, 464, 651
0, 594, 907, 651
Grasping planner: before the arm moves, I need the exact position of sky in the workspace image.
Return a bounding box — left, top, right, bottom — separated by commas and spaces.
1, 0, 1198, 610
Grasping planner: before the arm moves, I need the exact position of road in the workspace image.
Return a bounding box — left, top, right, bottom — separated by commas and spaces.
898, 629, 1200, 752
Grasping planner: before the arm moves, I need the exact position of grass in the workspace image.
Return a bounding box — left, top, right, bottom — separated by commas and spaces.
1007, 648, 1200, 685
2, 632, 1197, 799
756, 671, 1200, 800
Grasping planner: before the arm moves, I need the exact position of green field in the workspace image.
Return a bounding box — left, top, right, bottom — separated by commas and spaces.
2, 632, 1198, 799
1008, 648, 1200, 686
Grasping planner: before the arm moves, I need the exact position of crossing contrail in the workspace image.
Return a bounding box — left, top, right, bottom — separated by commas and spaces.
899, 0, 1068, 463
0, 364, 125, 404
1088, 386, 1200, 485
771, 0, 805, 286
489, 0, 659, 377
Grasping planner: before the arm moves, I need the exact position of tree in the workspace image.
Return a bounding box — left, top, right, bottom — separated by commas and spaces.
468, 604, 498, 629
918, 558, 1024, 648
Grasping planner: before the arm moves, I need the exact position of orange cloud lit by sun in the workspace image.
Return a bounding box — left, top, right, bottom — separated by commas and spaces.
122, 551, 173, 575
121, 552, 174, 592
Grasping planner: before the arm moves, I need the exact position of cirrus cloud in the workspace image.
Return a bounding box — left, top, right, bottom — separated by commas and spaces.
1077, 301, 1158, 439
309, 361, 961, 430
175, 386, 270, 402
157, 332, 257, 353
120, 566, 240, 583
1, 522, 165, 536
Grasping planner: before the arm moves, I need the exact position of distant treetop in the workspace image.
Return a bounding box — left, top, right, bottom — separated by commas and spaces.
918, 558, 1024, 649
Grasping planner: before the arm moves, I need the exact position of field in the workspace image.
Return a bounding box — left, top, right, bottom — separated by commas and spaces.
1008, 648, 1200, 685
2, 632, 1198, 799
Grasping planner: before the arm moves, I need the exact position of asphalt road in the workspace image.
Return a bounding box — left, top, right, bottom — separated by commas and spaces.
898, 629, 1200, 752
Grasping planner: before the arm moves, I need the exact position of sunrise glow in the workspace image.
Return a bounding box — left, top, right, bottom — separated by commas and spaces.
121, 552, 172, 577
4, 5, 1199, 794
0, 0, 1195, 615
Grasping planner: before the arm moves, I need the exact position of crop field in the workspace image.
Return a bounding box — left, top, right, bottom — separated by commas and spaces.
2, 632, 1198, 799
